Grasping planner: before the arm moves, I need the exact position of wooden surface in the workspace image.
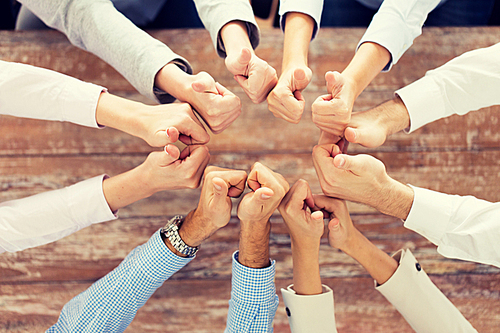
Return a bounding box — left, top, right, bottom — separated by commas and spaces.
1, 27, 500, 332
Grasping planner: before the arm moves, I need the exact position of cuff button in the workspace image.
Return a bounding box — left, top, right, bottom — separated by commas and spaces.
416, 262, 422, 271
285, 307, 291, 317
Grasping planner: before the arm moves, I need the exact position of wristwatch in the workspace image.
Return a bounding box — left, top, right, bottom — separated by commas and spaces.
161, 215, 199, 257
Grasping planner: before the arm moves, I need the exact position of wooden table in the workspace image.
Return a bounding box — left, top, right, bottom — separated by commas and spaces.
1, 27, 499, 332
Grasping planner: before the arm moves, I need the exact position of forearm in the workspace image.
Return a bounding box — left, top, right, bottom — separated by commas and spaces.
238, 221, 271, 268
0, 176, 115, 253
220, 20, 254, 57
282, 12, 314, 70
0, 60, 103, 127
291, 241, 322, 295
342, 42, 391, 99
396, 42, 500, 133
373, 177, 414, 221
102, 164, 156, 212
342, 229, 398, 285
20, 0, 191, 103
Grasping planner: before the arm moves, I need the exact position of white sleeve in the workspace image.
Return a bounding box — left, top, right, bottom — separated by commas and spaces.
358, 0, 441, 71
404, 186, 500, 269
396, 43, 500, 133
278, 0, 324, 40
0, 175, 117, 253
193, 0, 260, 58
376, 249, 477, 332
281, 284, 338, 333
18, 0, 192, 104
0, 61, 104, 127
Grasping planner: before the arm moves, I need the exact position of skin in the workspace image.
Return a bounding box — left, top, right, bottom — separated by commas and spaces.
96, 92, 210, 146
279, 179, 324, 295
312, 42, 392, 144
267, 12, 314, 124
315, 196, 398, 285
221, 20, 278, 104
102, 144, 210, 212
312, 143, 414, 220
154, 63, 242, 134
237, 162, 290, 268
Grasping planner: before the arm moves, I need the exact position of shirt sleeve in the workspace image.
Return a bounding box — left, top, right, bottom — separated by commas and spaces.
46, 229, 193, 333
278, 0, 323, 40
18, 0, 192, 104
0, 175, 117, 253
0, 61, 104, 128
376, 249, 477, 332
357, 0, 441, 71
396, 43, 500, 133
281, 284, 338, 333
193, 0, 260, 58
403, 186, 500, 269
225, 251, 279, 333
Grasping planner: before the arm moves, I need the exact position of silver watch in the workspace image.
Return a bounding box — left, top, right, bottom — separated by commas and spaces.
161, 215, 199, 257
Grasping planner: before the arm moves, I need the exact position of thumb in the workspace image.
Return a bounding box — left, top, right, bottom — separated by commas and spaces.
311, 210, 324, 221
212, 176, 229, 202
328, 217, 340, 231
333, 154, 355, 171
246, 187, 275, 211
325, 71, 344, 97
236, 48, 252, 69
292, 68, 310, 91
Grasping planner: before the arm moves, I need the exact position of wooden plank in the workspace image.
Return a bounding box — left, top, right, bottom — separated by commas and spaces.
0, 150, 499, 217
2, 215, 498, 284
1, 28, 499, 93
1, 274, 499, 332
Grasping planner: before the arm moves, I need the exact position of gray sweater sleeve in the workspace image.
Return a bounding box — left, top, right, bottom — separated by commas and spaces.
19, 0, 193, 103
193, 0, 260, 58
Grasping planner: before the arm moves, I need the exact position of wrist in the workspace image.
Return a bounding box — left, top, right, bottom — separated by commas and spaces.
376, 177, 414, 220
155, 63, 193, 101
178, 210, 216, 247
238, 221, 271, 269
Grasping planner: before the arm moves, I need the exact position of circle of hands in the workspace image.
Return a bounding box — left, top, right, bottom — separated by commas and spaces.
137, 48, 395, 249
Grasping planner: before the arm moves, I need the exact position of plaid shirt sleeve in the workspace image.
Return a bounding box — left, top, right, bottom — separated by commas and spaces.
225, 251, 279, 333
47, 229, 193, 333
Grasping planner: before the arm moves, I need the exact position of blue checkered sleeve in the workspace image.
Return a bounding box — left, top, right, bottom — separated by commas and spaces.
225, 251, 279, 333
47, 229, 193, 333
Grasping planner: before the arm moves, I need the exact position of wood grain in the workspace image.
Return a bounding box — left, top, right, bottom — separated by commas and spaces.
1, 27, 500, 332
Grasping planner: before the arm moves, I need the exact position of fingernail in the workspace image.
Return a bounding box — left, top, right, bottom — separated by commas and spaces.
214, 183, 222, 191
164, 145, 169, 155
165, 128, 170, 137
337, 157, 345, 167
261, 194, 272, 199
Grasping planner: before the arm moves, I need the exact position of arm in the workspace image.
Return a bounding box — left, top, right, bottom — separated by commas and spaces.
321, 196, 477, 333
47, 230, 194, 333
0, 145, 210, 253
19, 0, 190, 104
404, 186, 500, 269
345, 42, 500, 147
267, 11, 316, 123
278, 180, 338, 333
0, 61, 210, 147
48, 166, 247, 332
226, 163, 289, 332
312, 0, 440, 142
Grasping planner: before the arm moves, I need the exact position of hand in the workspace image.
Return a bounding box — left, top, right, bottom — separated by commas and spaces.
279, 179, 325, 246
237, 162, 290, 223
344, 95, 411, 148
312, 195, 355, 251
137, 103, 210, 147
225, 47, 278, 103
189, 72, 242, 134
312, 71, 356, 141
312, 144, 413, 219
179, 166, 248, 247
142, 144, 210, 192
267, 67, 312, 124
102, 144, 210, 212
